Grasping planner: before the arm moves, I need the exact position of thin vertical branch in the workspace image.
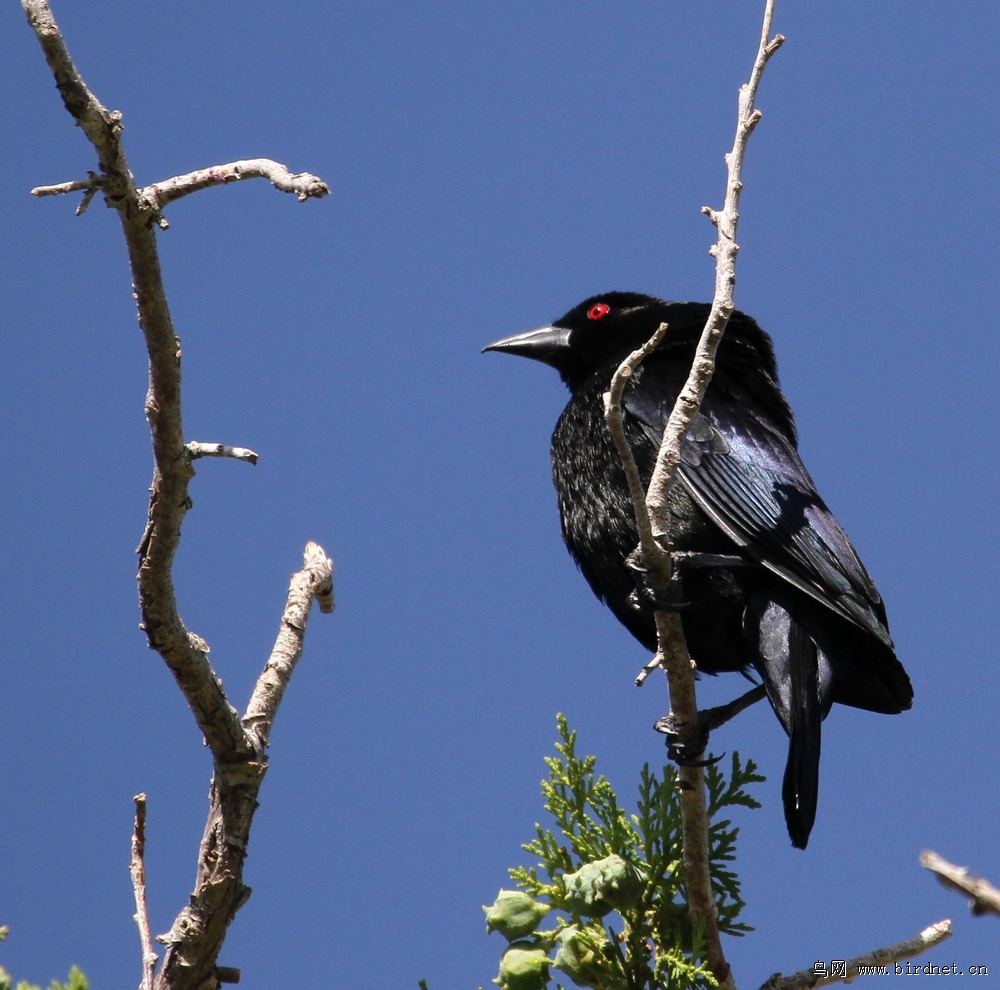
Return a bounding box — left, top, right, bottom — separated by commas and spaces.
647, 2, 784, 537
131, 794, 158, 990
604, 3, 783, 987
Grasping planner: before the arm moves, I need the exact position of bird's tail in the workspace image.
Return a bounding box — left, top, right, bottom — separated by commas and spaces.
749, 599, 831, 849
780, 618, 822, 849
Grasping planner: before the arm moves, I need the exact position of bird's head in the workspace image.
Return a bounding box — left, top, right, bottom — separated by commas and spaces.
484, 292, 782, 398
483, 292, 709, 390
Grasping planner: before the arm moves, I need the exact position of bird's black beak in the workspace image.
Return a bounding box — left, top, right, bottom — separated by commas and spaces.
482, 324, 572, 364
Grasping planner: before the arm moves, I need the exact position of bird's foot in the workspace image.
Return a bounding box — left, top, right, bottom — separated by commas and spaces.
653, 712, 721, 767
626, 549, 752, 613
654, 684, 768, 767
625, 548, 687, 611
671, 551, 751, 570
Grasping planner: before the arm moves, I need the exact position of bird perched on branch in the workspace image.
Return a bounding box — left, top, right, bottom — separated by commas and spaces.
484, 292, 912, 848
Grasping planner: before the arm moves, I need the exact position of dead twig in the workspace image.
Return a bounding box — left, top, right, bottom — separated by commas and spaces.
603, 4, 783, 988
138, 159, 330, 215
921, 850, 1000, 918
758, 920, 952, 989
186, 442, 259, 465
130, 794, 158, 990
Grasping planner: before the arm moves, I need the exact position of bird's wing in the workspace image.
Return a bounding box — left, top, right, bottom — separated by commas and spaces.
623, 371, 893, 646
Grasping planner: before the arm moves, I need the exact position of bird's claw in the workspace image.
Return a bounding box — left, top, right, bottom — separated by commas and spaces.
628, 589, 689, 612
671, 746, 724, 769
653, 712, 722, 767
625, 548, 688, 611
654, 685, 768, 767
625, 548, 751, 614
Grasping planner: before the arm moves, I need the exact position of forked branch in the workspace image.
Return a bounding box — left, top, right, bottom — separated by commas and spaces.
603, 4, 782, 988
23, 2, 334, 988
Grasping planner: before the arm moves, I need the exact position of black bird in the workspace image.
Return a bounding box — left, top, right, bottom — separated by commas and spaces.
484, 292, 912, 848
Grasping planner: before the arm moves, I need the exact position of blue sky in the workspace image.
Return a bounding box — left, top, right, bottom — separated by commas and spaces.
2, 2, 998, 987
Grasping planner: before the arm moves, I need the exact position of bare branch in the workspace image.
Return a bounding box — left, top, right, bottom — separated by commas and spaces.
664, 6, 781, 985
656, 610, 724, 977
759, 920, 952, 989
243, 542, 335, 752
24, 2, 335, 987
603, 320, 671, 564
604, 329, 726, 978
138, 160, 330, 214
22, 2, 129, 174
25, 0, 243, 755
604, 322, 674, 688
186, 441, 259, 465
31, 171, 105, 214
22, 0, 326, 761
155, 544, 334, 987
131, 794, 158, 990
154, 758, 263, 990
646, 3, 783, 543
921, 850, 1000, 918
602, 3, 782, 987
31, 175, 100, 197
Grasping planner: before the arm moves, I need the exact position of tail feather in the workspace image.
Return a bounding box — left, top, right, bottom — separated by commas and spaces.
781, 619, 821, 849
749, 598, 830, 849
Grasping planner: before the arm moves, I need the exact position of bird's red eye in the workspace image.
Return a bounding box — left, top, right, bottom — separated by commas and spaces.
587, 303, 611, 320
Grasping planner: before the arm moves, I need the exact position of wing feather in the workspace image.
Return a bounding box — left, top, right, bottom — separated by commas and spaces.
624, 368, 892, 646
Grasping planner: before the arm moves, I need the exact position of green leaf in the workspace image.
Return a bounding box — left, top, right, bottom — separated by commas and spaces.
485, 715, 762, 990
